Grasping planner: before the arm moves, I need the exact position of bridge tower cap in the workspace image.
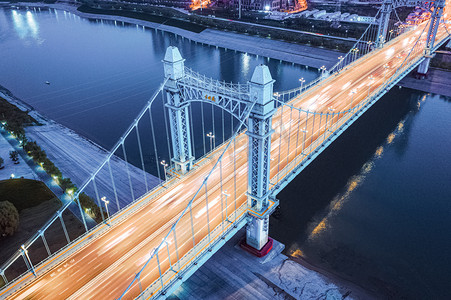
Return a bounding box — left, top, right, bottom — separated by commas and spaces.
164, 46, 184, 63
251, 64, 273, 85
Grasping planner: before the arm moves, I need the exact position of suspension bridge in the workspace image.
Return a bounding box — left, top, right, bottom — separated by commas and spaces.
0, 0, 450, 298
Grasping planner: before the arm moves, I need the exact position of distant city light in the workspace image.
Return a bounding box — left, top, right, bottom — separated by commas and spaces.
264, 5, 270, 12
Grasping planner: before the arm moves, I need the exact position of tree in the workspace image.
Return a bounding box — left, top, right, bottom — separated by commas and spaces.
9, 151, 18, 162
0, 201, 19, 237
0, 156, 4, 169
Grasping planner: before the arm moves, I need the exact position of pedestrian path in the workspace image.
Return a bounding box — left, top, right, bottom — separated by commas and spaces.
0, 133, 38, 181
0, 127, 97, 228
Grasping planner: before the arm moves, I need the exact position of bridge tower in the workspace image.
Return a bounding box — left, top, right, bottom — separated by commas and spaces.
417, 0, 446, 77
244, 65, 277, 254
163, 47, 194, 174
376, 0, 393, 48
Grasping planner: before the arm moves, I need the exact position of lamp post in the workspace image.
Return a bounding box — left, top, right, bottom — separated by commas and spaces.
67, 189, 73, 200
389, 29, 394, 41
160, 160, 168, 182
383, 64, 390, 83
101, 196, 110, 220
222, 190, 230, 220
299, 77, 305, 90
328, 107, 335, 129
366, 41, 372, 53
301, 128, 308, 153
378, 34, 385, 47
21, 245, 36, 276
206, 132, 215, 152
350, 89, 357, 111
368, 76, 374, 97
338, 55, 344, 68
352, 48, 359, 62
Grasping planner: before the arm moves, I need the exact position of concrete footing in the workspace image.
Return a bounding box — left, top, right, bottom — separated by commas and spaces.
240, 237, 273, 257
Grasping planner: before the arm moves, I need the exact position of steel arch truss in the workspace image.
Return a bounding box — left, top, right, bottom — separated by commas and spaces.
177, 67, 252, 123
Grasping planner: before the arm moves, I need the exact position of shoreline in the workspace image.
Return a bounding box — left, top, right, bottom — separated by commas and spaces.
2, 4, 449, 298
0, 86, 159, 215
3, 2, 344, 68
289, 254, 378, 299
172, 229, 377, 299
398, 67, 451, 97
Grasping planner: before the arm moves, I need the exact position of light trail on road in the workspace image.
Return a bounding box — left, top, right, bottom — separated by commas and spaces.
2, 7, 450, 299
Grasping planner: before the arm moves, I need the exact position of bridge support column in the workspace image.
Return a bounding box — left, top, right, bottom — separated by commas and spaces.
163, 46, 194, 174
416, 0, 445, 78
416, 56, 433, 78
243, 65, 278, 256
376, 0, 392, 48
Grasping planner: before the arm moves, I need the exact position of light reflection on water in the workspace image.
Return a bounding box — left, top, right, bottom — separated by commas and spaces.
11, 9, 40, 41
273, 90, 451, 299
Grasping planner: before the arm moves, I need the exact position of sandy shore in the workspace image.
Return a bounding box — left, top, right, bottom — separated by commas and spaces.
5, 1, 344, 68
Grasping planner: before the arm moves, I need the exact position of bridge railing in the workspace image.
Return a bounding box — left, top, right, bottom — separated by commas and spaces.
269, 17, 451, 195
0, 79, 173, 291
117, 98, 256, 300
276, 7, 419, 104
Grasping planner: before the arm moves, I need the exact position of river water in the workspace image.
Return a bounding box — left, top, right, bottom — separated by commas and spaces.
1, 6, 450, 299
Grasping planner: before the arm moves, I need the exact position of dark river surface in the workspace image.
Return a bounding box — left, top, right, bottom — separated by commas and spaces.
1, 6, 450, 299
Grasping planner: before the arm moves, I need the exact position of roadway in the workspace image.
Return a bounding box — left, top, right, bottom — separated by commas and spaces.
2, 10, 450, 300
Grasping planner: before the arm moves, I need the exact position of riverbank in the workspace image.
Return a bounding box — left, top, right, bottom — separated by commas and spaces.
171, 229, 374, 299
4, 2, 344, 68
398, 68, 451, 97
0, 86, 160, 215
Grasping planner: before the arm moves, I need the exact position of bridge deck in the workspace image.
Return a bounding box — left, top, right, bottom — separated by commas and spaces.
2, 14, 450, 300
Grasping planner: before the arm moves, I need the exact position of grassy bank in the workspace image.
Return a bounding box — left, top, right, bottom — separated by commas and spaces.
0, 179, 54, 211
0, 95, 103, 223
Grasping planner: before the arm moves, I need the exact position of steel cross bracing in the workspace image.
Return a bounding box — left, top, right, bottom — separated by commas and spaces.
425, 0, 446, 50
392, 0, 433, 7
1, 2, 450, 298
177, 67, 251, 122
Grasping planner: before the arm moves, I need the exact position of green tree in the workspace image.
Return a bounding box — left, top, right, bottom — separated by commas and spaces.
0, 156, 4, 169
9, 151, 18, 162
0, 201, 20, 237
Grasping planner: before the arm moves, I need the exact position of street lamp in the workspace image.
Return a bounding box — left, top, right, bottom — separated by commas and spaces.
368, 76, 374, 97
328, 107, 335, 129
350, 89, 357, 111
352, 48, 359, 61
160, 160, 168, 182
366, 41, 373, 53
67, 189, 73, 199
206, 132, 215, 152
101, 196, 110, 220
389, 29, 394, 41
299, 77, 305, 90
338, 55, 343, 65
21, 245, 36, 275
383, 64, 390, 82
301, 128, 308, 152
10, 173, 15, 179
222, 190, 230, 220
